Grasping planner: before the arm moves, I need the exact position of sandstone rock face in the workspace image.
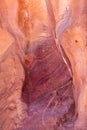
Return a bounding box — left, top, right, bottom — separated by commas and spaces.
0, 0, 86, 130
0, 32, 27, 130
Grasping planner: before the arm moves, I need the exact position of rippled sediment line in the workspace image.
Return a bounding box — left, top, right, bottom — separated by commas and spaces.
56, 7, 72, 43
56, 6, 72, 76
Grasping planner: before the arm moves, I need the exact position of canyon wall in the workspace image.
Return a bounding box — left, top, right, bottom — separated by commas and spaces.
0, 0, 86, 130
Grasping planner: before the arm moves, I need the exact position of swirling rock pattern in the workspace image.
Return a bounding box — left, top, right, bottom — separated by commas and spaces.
0, 0, 86, 130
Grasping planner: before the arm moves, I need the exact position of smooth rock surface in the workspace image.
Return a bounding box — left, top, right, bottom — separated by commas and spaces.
0, 0, 86, 130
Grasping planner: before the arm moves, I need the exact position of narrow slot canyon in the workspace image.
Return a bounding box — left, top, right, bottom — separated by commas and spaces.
0, 0, 87, 130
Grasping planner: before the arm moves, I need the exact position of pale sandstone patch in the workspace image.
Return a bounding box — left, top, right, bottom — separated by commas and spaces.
0, 29, 14, 59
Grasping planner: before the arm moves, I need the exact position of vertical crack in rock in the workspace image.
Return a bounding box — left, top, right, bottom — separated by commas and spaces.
56, 6, 73, 76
